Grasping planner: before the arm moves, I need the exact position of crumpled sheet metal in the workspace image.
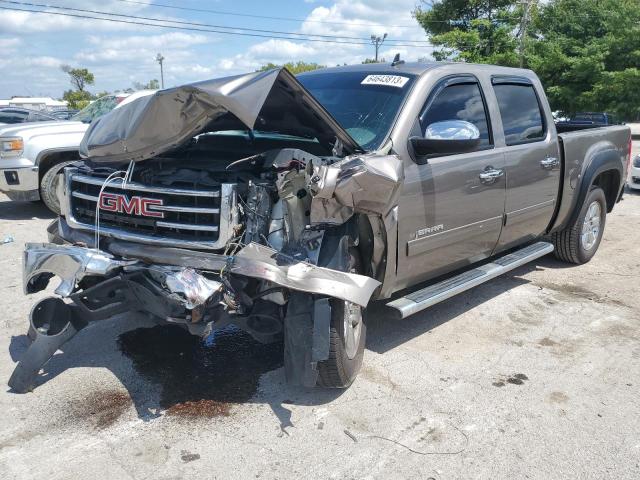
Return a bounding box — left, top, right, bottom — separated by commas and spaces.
80, 68, 359, 164
161, 267, 223, 310
24, 243, 139, 297
232, 243, 380, 307
307, 153, 404, 225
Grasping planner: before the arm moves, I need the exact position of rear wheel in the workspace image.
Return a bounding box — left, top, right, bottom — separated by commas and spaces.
317, 249, 367, 388
40, 160, 77, 214
551, 186, 607, 264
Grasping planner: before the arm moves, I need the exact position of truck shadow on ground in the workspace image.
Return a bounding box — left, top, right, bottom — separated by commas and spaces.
0, 199, 55, 221
7, 257, 553, 430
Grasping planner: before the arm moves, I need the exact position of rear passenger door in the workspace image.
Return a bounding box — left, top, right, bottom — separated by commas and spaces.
491, 77, 561, 250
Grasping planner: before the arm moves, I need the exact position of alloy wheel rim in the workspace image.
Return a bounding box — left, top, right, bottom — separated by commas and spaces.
581, 201, 601, 251
343, 301, 362, 360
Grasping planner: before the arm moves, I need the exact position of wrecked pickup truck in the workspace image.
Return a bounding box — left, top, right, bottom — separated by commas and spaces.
10, 62, 631, 393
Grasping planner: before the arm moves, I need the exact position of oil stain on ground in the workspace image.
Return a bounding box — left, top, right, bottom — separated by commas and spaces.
117, 325, 283, 418
67, 390, 132, 429
493, 373, 529, 387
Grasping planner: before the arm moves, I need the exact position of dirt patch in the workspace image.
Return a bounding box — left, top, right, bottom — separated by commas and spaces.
538, 337, 560, 347
118, 325, 283, 418
534, 281, 628, 308
67, 390, 131, 429
548, 391, 569, 404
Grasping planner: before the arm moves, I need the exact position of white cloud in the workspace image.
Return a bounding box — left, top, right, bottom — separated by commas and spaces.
216, 0, 431, 74
0, 1, 178, 34
0, 37, 21, 50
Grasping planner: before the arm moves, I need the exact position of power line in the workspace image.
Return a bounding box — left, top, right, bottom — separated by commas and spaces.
0, 0, 438, 46
112, 0, 429, 29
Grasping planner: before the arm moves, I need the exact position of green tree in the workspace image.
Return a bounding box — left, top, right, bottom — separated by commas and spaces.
62, 89, 92, 110
257, 61, 324, 74
362, 57, 386, 64
133, 79, 160, 90
60, 65, 95, 92
413, 0, 523, 66
528, 0, 640, 119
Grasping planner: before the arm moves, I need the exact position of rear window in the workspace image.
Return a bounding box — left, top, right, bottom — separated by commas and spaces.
493, 83, 545, 145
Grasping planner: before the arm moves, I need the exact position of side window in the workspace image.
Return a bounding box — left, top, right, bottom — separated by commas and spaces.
421, 82, 492, 149
29, 112, 53, 122
493, 83, 545, 145
0, 110, 28, 124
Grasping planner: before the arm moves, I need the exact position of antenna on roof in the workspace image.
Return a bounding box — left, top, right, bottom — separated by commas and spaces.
391, 53, 404, 67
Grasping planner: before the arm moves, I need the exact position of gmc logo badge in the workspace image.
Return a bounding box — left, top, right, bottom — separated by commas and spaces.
98, 192, 164, 218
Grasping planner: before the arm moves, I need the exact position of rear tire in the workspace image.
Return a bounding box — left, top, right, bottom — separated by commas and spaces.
40, 160, 77, 214
317, 248, 367, 388
551, 186, 607, 264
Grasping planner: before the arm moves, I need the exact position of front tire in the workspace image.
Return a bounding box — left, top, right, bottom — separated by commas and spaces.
317, 249, 366, 388
40, 160, 77, 214
551, 186, 607, 264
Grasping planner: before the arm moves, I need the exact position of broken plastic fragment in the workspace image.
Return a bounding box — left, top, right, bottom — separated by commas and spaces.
163, 267, 223, 310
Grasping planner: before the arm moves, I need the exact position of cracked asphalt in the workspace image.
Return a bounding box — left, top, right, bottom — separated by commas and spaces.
0, 142, 639, 479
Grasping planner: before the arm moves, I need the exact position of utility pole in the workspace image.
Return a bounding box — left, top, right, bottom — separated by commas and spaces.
370, 33, 387, 62
518, 0, 534, 68
155, 53, 165, 89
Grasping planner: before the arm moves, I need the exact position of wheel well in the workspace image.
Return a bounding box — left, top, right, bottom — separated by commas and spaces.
592, 169, 620, 212
38, 151, 79, 180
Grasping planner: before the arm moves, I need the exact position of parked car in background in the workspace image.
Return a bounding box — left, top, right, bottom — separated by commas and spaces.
8, 63, 631, 393
51, 109, 79, 120
0, 107, 60, 125
0, 90, 156, 212
556, 112, 623, 133
629, 154, 640, 190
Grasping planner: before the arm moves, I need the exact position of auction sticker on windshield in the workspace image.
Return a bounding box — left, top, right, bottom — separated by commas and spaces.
361, 75, 410, 88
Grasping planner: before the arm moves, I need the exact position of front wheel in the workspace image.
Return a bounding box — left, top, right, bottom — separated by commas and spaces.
551, 186, 607, 264
316, 249, 367, 388
40, 160, 77, 214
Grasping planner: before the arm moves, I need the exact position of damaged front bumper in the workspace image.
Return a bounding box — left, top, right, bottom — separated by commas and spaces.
9, 241, 380, 393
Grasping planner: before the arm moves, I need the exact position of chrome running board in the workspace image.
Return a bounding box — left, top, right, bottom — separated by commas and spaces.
387, 241, 554, 319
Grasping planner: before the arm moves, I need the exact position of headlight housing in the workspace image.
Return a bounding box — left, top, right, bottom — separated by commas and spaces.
0, 137, 24, 157
633, 154, 640, 168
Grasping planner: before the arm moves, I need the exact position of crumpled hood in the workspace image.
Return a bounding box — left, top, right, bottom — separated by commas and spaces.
80, 68, 361, 163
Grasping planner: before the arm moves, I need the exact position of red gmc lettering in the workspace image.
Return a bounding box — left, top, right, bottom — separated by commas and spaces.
98, 193, 164, 218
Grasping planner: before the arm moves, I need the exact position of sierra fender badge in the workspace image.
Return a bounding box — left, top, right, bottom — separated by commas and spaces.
416, 224, 444, 239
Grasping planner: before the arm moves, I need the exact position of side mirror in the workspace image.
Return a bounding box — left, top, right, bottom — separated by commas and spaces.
409, 120, 481, 158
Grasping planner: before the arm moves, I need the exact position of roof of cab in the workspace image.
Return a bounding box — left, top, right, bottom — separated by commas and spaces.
298, 61, 448, 77
298, 60, 536, 79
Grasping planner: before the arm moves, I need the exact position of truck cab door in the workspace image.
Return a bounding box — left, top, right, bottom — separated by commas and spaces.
395, 76, 506, 290
490, 77, 562, 251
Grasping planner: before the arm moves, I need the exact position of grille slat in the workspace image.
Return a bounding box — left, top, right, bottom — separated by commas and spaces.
66, 171, 237, 250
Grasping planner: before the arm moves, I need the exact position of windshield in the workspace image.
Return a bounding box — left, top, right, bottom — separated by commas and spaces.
71, 95, 120, 123
299, 71, 415, 150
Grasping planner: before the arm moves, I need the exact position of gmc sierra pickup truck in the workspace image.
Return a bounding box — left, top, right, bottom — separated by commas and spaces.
9, 62, 632, 393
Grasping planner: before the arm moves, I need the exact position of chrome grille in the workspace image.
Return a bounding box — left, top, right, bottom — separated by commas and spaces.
63, 169, 238, 250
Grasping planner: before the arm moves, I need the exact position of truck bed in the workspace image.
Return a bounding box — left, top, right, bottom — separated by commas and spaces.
552, 124, 630, 232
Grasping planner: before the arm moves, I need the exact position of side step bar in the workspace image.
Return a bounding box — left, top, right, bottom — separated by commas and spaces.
386, 241, 554, 319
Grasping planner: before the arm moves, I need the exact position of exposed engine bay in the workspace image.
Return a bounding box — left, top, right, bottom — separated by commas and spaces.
9, 67, 404, 393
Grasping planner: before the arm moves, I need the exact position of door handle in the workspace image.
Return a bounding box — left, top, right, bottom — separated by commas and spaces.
540, 156, 559, 170
479, 168, 504, 184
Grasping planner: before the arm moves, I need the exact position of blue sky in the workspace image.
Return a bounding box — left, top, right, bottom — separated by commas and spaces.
0, 0, 432, 98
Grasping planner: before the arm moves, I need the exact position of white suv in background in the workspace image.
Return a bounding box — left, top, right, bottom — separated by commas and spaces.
0, 90, 155, 213
629, 154, 640, 191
